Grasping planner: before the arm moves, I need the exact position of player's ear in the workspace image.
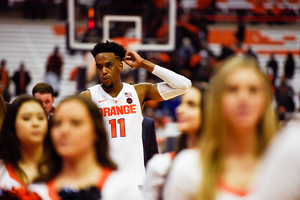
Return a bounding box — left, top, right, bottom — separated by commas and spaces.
118, 61, 123, 71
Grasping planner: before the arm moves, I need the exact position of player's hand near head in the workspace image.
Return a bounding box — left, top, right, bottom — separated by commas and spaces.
123, 51, 143, 69
123, 51, 156, 72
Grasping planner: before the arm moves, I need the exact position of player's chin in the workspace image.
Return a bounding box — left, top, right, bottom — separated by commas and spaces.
102, 82, 114, 89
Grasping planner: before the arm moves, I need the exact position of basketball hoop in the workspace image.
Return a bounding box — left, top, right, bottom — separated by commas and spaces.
110, 37, 141, 52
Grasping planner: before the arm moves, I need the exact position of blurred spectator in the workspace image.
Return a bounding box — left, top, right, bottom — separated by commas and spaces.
12, 62, 31, 96
32, 82, 56, 125
0, 59, 10, 102
266, 53, 278, 86
69, 51, 91, 94
174, 37, 196, 75
31, 96, 140, 200
268, 1, 282, 25
176, 12, 201, 52
196, 0, 212, 10
246, 46, 258, 60
45, 46, 63, 97
235, 18, 246, 47
142, 0, 166, 39
284, 52, 295, 79
251, 0, 267, 16
163, 55, 278, 200
0, 0, 8, 11
143, 83, 207, 200
0, 94, 5, 131
270, 1, 282, 15
189, 46, 215, 83
275, 76, 295, 119
23, 0, 46, 19
58, 0, 67, 20
218, 44, 235, 61
0, 95, 48, 188
288, 93, 300, 123
190, 12, 208, 42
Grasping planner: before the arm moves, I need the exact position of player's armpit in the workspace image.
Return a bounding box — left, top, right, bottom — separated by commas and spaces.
135, 83, 164, 105
145, 84, 165, 101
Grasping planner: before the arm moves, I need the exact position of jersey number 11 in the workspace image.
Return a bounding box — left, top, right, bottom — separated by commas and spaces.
109, 118, 126, 138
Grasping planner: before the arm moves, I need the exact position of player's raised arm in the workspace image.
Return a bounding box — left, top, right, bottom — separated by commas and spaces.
123, 51, 192, 102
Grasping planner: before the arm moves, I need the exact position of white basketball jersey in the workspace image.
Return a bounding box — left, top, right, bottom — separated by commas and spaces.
88, 83, 145, 185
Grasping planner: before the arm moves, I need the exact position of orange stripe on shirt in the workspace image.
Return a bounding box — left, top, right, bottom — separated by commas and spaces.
217, 179, 250, 196
6, 163, 22, 185
169, 152, 176, 160
96, 168, 114, 190
47, 179, 61, 200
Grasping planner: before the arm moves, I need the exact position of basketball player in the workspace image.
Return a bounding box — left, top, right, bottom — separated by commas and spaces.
80, 41, 191, 188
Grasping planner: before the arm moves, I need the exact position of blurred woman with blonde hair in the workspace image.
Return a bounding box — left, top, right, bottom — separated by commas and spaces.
163, 55, 278, 200
143, 82, 207, 200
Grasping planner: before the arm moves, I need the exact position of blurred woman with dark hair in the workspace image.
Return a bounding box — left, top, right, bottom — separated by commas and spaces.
0, 95, 48, 198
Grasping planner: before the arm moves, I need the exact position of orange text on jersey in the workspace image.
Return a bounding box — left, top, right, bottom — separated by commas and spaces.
99, 104, 137, 117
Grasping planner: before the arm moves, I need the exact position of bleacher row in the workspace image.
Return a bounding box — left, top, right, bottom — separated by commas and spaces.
181, 0, 300, 10
0, 19, 83, 106
207, 27, 300, 108
216, 0, 300, 10
0, 18, 300, 108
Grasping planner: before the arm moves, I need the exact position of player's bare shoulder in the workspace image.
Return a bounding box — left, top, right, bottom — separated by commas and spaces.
79, 90, 92, 99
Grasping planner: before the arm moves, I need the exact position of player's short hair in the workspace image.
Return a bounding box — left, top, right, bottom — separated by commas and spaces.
32, 82, 54, 97
91, 40, 127, 61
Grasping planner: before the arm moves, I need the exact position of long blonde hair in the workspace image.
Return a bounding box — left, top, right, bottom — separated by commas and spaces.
196, 56, 278, 200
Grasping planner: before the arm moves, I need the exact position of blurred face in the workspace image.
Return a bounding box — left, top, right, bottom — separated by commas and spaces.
51, 100, 97, 160
176, 87, 202, 135
95, 52, 122, 89
15, 101, 48, 147
221, 67, 266, 130
34, 93, 55, 117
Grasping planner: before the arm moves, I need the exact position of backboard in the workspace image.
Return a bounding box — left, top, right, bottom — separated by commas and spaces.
67, 0, 176, 51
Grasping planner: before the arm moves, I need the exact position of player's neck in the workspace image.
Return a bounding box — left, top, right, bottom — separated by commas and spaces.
102, 81, 123, 98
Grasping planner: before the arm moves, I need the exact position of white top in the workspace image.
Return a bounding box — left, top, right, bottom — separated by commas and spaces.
252, 121, 300, 200
163, 149, 256, 200
143, 152, 175, 200
88, 83, 145, 186
29, 169, 142, 200
0, 160, 21, 189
